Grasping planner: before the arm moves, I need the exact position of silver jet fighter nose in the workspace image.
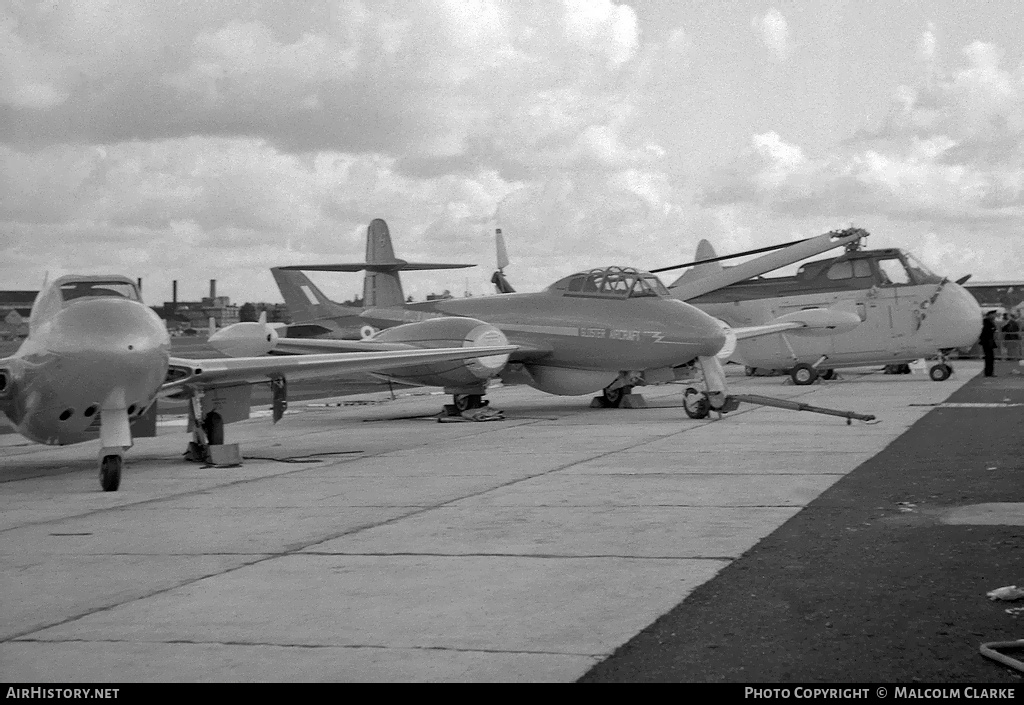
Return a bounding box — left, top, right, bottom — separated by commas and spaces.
41, 297, 170, 414
637, 298, 728, 368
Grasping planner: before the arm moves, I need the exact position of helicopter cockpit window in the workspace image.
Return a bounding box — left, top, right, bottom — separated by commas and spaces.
60, 281, 140, 302
877, 258, 911, 286
826, 261, 854, 280
853, 260, 872, 278
903, 252, 942, 284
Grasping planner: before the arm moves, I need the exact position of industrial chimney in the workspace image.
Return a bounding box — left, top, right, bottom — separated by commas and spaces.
172, 280, 178, 304
210, 279, 216, 300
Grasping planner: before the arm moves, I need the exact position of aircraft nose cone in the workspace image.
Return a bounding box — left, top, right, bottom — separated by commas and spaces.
935, 283, 983, 349
659, 300, 727, 359
692, 308, 729, 357
47, 298, 169, 357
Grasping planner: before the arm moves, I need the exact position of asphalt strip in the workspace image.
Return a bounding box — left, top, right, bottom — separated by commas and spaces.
581, 363, 1024, 683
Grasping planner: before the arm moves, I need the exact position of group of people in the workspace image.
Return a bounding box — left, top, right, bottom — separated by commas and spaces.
980, 310, 1022, 377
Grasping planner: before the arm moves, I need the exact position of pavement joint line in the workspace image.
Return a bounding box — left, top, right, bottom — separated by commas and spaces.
0, 374, 935, 649
9, 637, 600, 658
2, 554, 277, 643
296, 551, 738, 560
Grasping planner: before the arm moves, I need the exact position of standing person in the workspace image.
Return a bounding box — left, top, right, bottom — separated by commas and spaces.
981, 310, 998, 377
1003, 313, 1021, 361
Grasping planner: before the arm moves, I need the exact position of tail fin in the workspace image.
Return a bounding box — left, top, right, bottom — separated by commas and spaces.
271, 268, 355, 323
669, 239, 724, 288
363, 219, 405, 307
275, 218, 476, 310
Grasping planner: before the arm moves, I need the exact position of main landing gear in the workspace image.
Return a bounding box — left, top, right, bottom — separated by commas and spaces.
929, 363, 953, 381
595, 384, 633, 408
683, 387, 711, 419
442, 390, 504, 422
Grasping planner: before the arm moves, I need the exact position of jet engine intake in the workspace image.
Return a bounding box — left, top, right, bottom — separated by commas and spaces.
772, 308, 861, 337
0, 367, 12, 400
371, 317, 512, 387
207, 321, 280, 357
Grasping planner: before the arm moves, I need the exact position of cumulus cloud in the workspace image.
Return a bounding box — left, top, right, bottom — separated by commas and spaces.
703, 35, 1024, 232
752, 9, 790, 62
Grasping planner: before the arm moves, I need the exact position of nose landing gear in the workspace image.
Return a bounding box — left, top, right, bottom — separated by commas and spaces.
99, 453, 122, 492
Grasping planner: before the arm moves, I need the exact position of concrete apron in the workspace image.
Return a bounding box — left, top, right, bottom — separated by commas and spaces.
0, 363, 982, 682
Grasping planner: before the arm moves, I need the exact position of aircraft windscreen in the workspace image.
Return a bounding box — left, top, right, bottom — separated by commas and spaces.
60, 281, 140, 302
903, 252, 943, 284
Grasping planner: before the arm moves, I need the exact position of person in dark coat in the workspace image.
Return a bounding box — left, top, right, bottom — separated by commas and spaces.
1003, 313, 1021, 360
980, 310, 998, 377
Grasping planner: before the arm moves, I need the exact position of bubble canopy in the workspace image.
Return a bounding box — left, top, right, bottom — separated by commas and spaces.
547, 266, 671, 299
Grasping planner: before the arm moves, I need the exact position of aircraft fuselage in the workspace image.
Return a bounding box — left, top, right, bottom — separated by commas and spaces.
2, 296, 170, 445
688, 248, 982, 370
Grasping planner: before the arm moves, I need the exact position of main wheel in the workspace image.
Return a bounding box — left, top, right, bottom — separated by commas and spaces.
683, 387, 710, 419
790, 363, 818, 386
820, 368, 836, 380
453, 394, 484, 412
600, 385, 630, 408
745, 366, 756, 377
99, 454, 122, 492
202, 411, 224, 445
929, 363, 952, 381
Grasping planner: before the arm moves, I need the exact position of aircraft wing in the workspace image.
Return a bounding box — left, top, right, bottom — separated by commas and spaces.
275, 335, 553, 363
669, 228, 867, 301
730, 322, 805, 340
161, 346, 517, 394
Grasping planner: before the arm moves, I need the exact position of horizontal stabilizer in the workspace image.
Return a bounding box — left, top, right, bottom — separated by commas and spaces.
276, 261, 475, 272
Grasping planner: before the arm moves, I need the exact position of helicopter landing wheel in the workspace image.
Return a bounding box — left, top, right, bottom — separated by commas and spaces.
790, 363, 818, 386
929, 363, 952, 381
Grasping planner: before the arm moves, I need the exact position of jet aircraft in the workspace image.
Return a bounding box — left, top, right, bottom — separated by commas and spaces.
264, 221, 867, 410
0, 274, 516, 491
663, 237, 983, 385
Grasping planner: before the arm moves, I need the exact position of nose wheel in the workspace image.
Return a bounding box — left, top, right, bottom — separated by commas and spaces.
929, 363, 953, 381
99, 454, 122, 492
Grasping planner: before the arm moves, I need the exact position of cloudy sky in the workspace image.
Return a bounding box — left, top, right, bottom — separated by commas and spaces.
2, 0, 1023, 305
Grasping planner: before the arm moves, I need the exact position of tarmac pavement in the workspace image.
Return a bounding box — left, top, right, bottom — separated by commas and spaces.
0, 361, 1005, 682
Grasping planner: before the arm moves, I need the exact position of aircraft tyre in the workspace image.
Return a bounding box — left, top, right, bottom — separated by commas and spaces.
203, 412, 224, 446
790, 363, 818, 386
820, 368, 836, 380
929, 363, 952, 382
745, 366, 756, 377
99, 455, 122, 492
683, 387, 711, 419
453, 394, 485, 412
600, 385, 631, 408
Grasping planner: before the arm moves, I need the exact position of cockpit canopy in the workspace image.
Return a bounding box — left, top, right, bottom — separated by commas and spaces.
30, 275, 143, 329
548, 266, 671, 299
792, 249, 943, 287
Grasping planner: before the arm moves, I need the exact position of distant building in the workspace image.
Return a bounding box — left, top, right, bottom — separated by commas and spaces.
160, 279, 239, 331
0, 291, 36, 339
964, 281, 1024, 314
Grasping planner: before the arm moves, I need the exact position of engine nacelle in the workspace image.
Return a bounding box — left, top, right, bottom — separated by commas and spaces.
207, 321, 280, 357
372, 317, 512, 387
0, 367, 14, 401
772, 308, 861, 337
